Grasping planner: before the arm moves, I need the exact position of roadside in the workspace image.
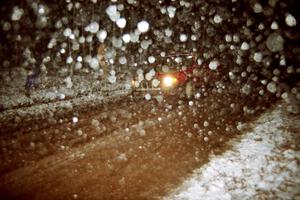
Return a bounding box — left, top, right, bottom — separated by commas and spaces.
164, 102, 300, 200
0, 72, 131, 134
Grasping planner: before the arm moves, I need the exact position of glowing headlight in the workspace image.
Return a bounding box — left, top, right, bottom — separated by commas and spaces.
162, 76, 177, 87
131, 80, 138, 88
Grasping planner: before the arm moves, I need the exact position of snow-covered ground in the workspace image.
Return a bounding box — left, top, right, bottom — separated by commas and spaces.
0, 73, 131, 111
164, 103, 300, 200
0, 72, 131, 133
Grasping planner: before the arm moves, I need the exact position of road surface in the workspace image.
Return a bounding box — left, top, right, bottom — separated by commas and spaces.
0, 91, 274, 199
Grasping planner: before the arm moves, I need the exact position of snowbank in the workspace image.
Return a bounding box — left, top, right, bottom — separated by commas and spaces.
0, 73, 131, 133
0, 74, 130, 111
164, 103, 300, 200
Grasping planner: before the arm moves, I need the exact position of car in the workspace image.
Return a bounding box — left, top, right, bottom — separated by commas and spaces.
131, 53, 200, 99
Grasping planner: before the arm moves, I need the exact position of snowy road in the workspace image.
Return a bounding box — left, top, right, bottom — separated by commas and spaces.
1, 0, 299, 199
0, 92, 298, 199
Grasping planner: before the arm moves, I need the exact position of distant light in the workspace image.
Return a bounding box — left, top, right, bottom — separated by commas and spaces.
162, 76, 176, 87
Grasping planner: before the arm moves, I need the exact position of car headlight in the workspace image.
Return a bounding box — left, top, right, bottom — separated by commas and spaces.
162, 76, 177, 88
131, 80, 137, 87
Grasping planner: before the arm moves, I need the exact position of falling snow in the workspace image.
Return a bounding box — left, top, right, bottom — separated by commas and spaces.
137, 20, 150, 33
0, 1, 299, 199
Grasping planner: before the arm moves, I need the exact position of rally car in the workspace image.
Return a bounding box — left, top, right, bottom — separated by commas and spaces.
131, 53, 201, 99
